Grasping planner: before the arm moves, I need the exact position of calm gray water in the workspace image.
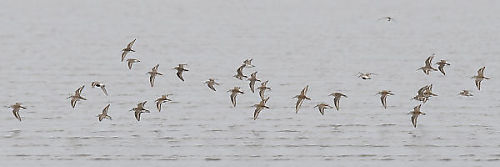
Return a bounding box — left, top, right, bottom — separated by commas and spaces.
1, 0, 500, 166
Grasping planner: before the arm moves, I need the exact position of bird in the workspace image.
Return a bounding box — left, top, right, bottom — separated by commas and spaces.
148, 64, 163, 87
126, 58, 140, 70
417, 55, 438, 75
174, 64, 189, 81
472, 66, 490, 90
243, 59, 255, 68
8, 103, 26, 121
257, 80, 271, 100
377, 90, 394, 109
378, 16, 394, 22
121, 39, 136, 62
155, 94, 172, 112
228, 87, 244, 107
97, 104, 112, 122
329, 92, 347, 111
68, 85, 86, 108
233, 64, 247, 80
314, 103, 333, 115
293, 85, 311, 113
436, 60, 450, 75
358, 72, 375, 80
248, 71, 261, 93
204, 78, 220, 91
459, 90, 473, 97
413, 84, 437, 103
91, 81, 108, 96
130, 101, 150, 121
409, 104, 426, 128
253, 97, 270, 120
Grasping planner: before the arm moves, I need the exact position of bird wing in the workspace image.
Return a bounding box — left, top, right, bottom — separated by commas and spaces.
149, 75, 156, 87
249, 81, 255, 93
102, 104, 110, 115
121, 51, 128, 62
425, 56, 434, 67
438, 65, 446, 75
12, 109, 21, 121
334, 97, 340, 110
380, 95, 387, 109
301, 85, 309, 95
70, 98, 77, 108
319, 106, 325, 115
478, 67, 485, 76
207, 83, 216, 91
230, 92, 237, 107
127, 39, 136, 48
295, 98, 304, 113
101, 87, 108, 96
135, 111, 141, 121
176, 71, 184, 81
253, 107, 262, 120
156, 101, 162, 112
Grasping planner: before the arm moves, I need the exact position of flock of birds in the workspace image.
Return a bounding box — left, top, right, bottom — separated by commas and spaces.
5, 32, 492, 128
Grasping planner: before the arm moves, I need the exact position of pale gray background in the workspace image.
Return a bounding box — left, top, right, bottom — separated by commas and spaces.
1, 0, 499, 166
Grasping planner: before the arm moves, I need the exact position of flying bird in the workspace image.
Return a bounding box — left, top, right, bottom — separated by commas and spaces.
377, 90, 394, 109
174, 64, 189, 81
155, 94, 173, 112
126, 58, 140, 70
91, 81, 108, 96
121, 39, 136, 62
472, 66, 490, 90
130, 101, 150, 121
253, 97, 270, 120
314, 103, 333, 115
228, 87, 244, 107
248, 71, 261, 93
436, 60, 450, 75
148, 64, 163, 87
8, 103, 26, 121
233, 64, 247, 80
68, 85, 86, 108
358, 72, 375, 80
243, 59, 255, 68
417, 55, 438, 75
329, 92, 347, 111
293, 85, 311, 113
409, 104, 426, 128
257, 80, 271, 100
97, 104, 112, 122
378, 16, 394, 22
205, 78, 220, 91
459, 90, 473, 97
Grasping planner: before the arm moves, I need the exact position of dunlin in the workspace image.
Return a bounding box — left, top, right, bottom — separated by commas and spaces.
377, 90, 394, 109
91, 81, 108, 96
329, 92, 347, 111
253, 97, 270, 120
409, 104, 426, 128
174, 64, 189, 81
8, 103, 26, 121
126, 58, 140, 70
293, 85, 311, 113
228, 87, 244, 107
148, 64, 163, 87
130, 101, 150, 121
121, 39, 136, 62
314, 103, 333, 115
97, 104, 112, 121
205, 78, 220, 91
472, 66, 490, 90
